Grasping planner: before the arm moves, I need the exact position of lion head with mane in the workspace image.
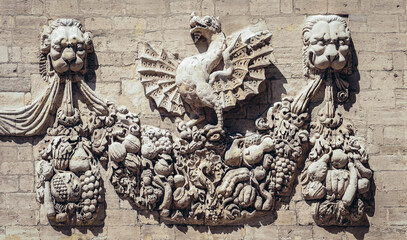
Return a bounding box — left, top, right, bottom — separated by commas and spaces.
39, 19, 96, 81
302, 15, 352, 77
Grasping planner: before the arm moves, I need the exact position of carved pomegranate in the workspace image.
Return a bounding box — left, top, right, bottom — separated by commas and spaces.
173, 187, 192, 209
50, 171, 81, 203
154, 158, 173, 176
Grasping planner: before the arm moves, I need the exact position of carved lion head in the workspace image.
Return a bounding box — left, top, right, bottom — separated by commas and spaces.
40, 19, 95, 80
189, 12, 222, 43
302, 15, 352, 77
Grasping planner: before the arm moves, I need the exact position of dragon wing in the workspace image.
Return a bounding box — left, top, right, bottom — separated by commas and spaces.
138, 43, 185, 116
212, 31, 274, 110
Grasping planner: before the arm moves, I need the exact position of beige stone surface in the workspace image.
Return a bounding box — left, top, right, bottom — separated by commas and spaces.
0, 0, 406, 239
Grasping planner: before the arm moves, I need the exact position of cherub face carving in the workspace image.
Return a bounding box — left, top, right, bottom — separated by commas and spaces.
302, 15, 351, 75
40, 19, 93, 77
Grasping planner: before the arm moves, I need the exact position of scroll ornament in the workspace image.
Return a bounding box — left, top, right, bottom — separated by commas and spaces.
0, 15, 372, 226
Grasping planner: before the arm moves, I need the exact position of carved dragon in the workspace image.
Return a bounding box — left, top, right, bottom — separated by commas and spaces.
138, 12, 273, 130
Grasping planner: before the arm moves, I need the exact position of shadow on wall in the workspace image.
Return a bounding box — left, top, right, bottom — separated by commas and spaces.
223, 64, 288, 134
344, 40, 361, 111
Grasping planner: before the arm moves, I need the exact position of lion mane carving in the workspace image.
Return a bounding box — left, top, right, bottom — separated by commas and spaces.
39, 18, 96, 81
302, 15, 352, 77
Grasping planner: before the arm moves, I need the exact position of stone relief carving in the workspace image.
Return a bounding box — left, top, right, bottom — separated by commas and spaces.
0, 15, 373, 227
139, 12, 274, 129
296, 15, 373, 226
21, 18, 105, 225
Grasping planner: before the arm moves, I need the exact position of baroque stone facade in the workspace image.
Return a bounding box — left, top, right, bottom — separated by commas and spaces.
0, 14, 373, 227
0, 0, 406, 239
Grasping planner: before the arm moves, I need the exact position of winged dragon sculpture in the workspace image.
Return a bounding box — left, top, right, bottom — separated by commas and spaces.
138, 12, 273, 129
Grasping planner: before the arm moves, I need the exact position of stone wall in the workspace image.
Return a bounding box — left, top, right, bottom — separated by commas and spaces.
0, 0, 406, 239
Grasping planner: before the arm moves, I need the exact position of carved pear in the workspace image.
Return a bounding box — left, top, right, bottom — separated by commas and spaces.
307, 153, 329, 182
224, 138, 244, 167
69, 142, 91, 174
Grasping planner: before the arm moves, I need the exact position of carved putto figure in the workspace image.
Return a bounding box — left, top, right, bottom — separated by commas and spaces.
0, 15, 372, 227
